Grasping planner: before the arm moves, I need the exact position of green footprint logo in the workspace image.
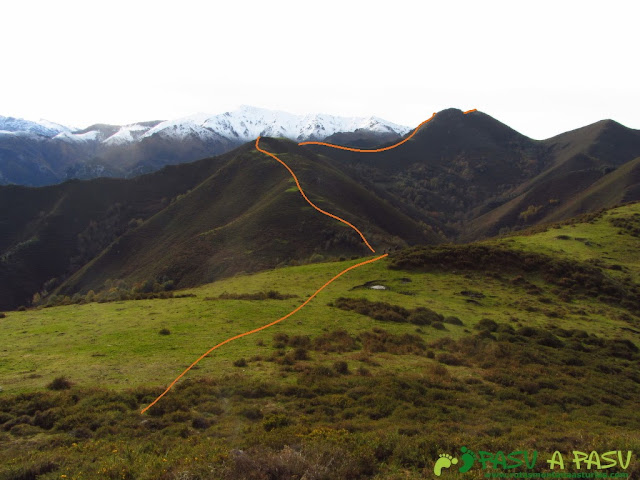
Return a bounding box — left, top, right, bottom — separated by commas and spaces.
459, 446, 476, 473
434, 453, 458, 476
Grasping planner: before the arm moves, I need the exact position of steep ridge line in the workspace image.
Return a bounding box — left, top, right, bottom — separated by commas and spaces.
141, 253, 387, 414
255, 137, 376, 253
297, 108, 477, 152
297, 112, 436, 152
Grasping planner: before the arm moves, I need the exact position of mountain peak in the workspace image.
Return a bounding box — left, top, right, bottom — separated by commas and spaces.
436, 107, 466, 118
139, 106, 411, 143
0, 115, 71, 137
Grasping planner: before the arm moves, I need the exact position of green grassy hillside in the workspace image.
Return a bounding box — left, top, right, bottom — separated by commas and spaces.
1, 203, 639, 479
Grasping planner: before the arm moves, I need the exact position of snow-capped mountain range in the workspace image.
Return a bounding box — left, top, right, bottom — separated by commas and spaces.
3, 106, 410, 145
0, 106, 411, 186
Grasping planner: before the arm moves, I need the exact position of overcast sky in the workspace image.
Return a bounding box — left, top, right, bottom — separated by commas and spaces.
1, 0, 637, 139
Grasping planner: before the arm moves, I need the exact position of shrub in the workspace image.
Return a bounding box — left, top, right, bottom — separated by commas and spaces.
191, 416, 212, 430
517, 326, 539, 337
518, 381, 541, 395
292, 347, 309, 361
262, 413, 291, 431
0, 312, 6, 318
429, 363, 449, 377
47, 376, 73, 391
311, 365, 336, 377
437, 353, 465, 366
536, 332, 565, 349
496, 323, 515, 334
159, 328, 171, 335
241, 408, 263, 421
0, 460, 59, 480
443, 316, 464, 326
333, 361, 350, 375
360, 329, 425, 355
288, 335, 311, 347
431, 321, 446, 330
273, 332, 289, 349
223, 444, 372, 480
475, 318, 498, 332
407, 309, 439, 325
407, 312, 432, 325
334, 297, 409, 322
33, 408, 62, 430
312, 329, 359, 352
233, 358, 248, 368
217, 290, 296, 300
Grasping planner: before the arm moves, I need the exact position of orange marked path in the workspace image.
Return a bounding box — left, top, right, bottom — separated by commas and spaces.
298, 108, 477, 152
141, 253, 387, 414
298, 112, 436, 152
256, 136, 376, 253
141, 109, 476, 413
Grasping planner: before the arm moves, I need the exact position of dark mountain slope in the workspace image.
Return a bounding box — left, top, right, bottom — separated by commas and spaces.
544, 156, 640, 222
0, 134, 89, 186
466, 120, 640, 238
0, 154, 232, 310
76, 131, 239, 179
314, 109, 640, 240
312, 108, 551, 229
320, 129, 402, 150
57, 138, 439, 297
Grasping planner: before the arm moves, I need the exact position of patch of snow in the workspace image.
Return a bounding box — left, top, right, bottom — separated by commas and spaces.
142, 105, 411, 143
53, 130, 100, 142
103, 124, 153, 146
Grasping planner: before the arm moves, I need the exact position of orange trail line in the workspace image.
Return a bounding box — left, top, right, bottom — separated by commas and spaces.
297, 112, 437, 152
297, 108, 477, 152
140, 253, 388, 414
255, 136, 376, 253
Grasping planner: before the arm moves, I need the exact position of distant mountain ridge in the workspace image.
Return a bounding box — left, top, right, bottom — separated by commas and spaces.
0, 115, 72, 138
0, 106, 410, 186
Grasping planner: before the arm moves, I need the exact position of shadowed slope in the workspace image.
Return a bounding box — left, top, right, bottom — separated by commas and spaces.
56, 138, 438, 297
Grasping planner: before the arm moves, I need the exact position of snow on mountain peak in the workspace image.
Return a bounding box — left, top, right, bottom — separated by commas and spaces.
102, 123, 154, 146
143, 106, 411, 143
0, 115, 72, 138
2, 107, 411, 148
